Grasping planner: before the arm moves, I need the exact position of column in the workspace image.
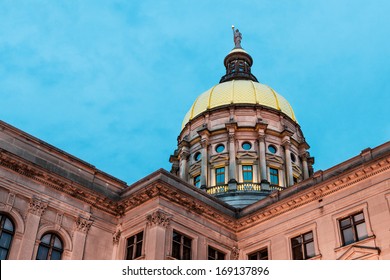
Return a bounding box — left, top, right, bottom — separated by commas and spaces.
301, 152, 309, 179
71, 216, 93, 260
258, 133, 267, 182
179, 148, 189, 182
283, 138, 294, 187
17, 198, 47, 259
228, 132, 237, 182
145, 210, 171, 260
200, 139, 208, 187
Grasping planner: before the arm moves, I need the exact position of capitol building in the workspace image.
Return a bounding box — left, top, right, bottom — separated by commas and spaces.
0, 31, 389, 260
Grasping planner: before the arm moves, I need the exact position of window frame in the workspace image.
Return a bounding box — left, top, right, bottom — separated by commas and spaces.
171, 230, 192, 260
126, 231, 144, 260
36, 232, 64, 260
339, 212, 368, 246
242, 165, 253, 182
269, 167, 279, 185
291, 231, 315, 260
248, 247, 269, 260
0, 214, 15, 260
215, 167, 225, 186
208, 246, 226, 260
193, 174, 201, 187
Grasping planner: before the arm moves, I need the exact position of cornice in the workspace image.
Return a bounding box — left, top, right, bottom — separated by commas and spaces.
236, 154, 390, 232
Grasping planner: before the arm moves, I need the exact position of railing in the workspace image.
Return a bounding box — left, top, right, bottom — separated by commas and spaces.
205, 182, 285, 195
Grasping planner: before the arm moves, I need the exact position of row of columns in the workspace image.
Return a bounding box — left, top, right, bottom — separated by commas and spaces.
178, 126, 310, 188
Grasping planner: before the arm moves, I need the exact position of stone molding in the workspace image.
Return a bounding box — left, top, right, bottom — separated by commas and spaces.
28, 198, 48, 216
146, 210, 172, 228
75, 216, 93, 233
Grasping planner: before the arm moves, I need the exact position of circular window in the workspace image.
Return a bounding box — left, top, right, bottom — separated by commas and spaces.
194, 152, 201, 161
268, 145, 277, 154
215, 144, 225, 153
290, 153, 296, 162
242, 142, 252, 150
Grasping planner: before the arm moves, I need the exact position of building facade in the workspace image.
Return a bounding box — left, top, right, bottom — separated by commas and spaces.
0, 32, 389, 260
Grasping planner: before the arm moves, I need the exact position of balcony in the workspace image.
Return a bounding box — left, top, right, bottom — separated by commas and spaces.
205, 182, 284, 195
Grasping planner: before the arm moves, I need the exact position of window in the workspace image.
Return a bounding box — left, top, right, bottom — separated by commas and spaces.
268, 145, 277, 154
269, 168, 279, 185
0, 214, 14, 260
193, 175, 201, 188
339, 212, 368, 246
208, 246, 225, 260
172, 231, 192, 260
36, 233, 63, 260
242, 142, 252, 150
215, 144, 225, 153
291, 231, 315, 260
126, 231, 144, 260
242, 165, 253, 182
248, 248, 268, 260
290, 153, 296, 162
215, 167, 225, 185
194, 152, 201, 161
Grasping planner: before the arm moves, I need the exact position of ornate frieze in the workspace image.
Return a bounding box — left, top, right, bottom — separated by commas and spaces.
146, 210, 171, 228
28, 198, 48, 216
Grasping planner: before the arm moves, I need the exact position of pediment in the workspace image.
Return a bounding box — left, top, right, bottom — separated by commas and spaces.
266, 154, 284, 164
338, 245, 380, 260
237, 151, 258, 160
210, 154, 229, 163
188, 163, 201, 174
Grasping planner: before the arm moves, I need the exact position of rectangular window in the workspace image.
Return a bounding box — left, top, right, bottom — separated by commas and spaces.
242, 165, 253, 182
269, 168, 279, 185
172, 231, 192, 260
208, 246, 225, 260
248, 248, 268, 260
193, 175, 201, 187
339, 212, 368, 246
126, 231, 143, 260
291, 231, 315, 260
215, 167, 225, 185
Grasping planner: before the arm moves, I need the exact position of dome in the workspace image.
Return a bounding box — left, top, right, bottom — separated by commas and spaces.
182, 80, 297, 128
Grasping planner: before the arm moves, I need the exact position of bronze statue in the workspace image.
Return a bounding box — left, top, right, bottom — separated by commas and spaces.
232, 25, 242, 48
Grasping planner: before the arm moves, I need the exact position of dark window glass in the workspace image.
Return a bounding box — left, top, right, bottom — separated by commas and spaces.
268, 145, 277, 154
248, 248, 268, 260
194, 152, 201, 161
215, 167, 225, 185
242, 165, 253, 182
36, 233, 63, 260
339, 212, 368, 246
290, 153, 296, 162
0, 214, 15, 260
215, 144, 225, 153
126, 231, 143, 260
208, 246, 225, 260
269, 168, 279, 185
242, 142, 252, 150
194, 175, 201, 187
172, 231, 192, 260
291, 231, 315, 260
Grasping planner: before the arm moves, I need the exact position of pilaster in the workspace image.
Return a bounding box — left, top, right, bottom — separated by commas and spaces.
71, 216, 93, 260
145, 210, 172, 260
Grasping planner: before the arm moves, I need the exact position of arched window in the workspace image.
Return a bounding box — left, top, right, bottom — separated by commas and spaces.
36, 233, 63, 260
0, 213, 15, 260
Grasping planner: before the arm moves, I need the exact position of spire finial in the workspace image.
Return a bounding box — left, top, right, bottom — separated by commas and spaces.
232, 25, 242, 48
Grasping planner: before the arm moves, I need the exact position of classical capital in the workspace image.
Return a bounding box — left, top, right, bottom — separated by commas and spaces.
231, 246, 240, 260
146, 210, 171, 228
75, 216, 93, 233
113, 229, 121, 245
28, 198, 48, 216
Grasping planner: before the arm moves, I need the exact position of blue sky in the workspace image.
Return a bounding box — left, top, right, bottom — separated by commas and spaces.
1, 0, 389, 185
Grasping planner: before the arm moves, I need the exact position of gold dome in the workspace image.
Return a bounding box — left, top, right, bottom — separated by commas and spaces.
182, 80, 297, 128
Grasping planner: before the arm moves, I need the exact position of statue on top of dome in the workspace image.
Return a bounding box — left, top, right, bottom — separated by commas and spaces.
232, 25, 242, 48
